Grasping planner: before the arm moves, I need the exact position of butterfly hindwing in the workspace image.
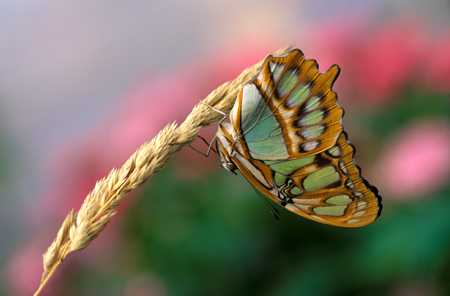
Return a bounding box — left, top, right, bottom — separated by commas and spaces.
219, 130, 381, 227
275, 131, 381, 227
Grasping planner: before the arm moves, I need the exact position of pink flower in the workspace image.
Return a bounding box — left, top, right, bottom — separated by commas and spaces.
377, 120, 450, 199
423, 30, 450, 92
3, 240, 48, 296
353, 21, 426, 104
305, 18, 428, 105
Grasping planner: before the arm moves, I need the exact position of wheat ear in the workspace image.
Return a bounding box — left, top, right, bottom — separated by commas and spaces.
33, 46, 292, 296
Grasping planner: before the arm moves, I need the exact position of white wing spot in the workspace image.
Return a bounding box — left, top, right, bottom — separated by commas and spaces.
353, 191, 364, 199
292, 197, 322, 205
353, 210, 367, 218
356, 201, 368, 210
301, 141, 319, 152
345, 178, 355, 189
311, 215, 325, 221
293, 203, 310, 212
328, 145, 342, 158
339, 160, 349, 175
285, 203, 300, 212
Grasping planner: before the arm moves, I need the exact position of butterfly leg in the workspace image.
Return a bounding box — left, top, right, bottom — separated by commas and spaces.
187, 135, 217, 157
169, 100, 225, 155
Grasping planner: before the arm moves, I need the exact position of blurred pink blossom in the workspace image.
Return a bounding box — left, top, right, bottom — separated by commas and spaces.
4, 240, 49, 296
299, 17, 364, 103
307, 19, 436, 105
353, 21, 426, 103
377, 120, 450, 199
423, 30, 450, 92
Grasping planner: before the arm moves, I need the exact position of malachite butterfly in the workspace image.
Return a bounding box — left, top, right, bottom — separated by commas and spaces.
215, 49, 382, 227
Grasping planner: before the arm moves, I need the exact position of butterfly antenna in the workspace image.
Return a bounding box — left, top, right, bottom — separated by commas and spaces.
198, 100, 227, 116
246, 179, 280, 220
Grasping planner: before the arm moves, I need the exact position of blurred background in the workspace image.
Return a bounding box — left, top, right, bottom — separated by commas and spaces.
1, 0, 450, 295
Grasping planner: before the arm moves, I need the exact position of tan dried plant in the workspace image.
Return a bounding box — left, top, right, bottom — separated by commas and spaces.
33, 46, 292, 295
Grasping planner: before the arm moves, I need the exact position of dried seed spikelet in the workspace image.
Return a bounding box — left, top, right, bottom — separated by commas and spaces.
34, 46, 292, 296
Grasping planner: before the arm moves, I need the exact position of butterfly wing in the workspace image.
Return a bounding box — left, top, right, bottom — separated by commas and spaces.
220, 131, 382, 227
229, 49, 343, 161
216, 49, 382, 227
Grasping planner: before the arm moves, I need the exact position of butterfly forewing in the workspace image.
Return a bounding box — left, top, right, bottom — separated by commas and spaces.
230, 50, 344, 161
216, 49, 382, 227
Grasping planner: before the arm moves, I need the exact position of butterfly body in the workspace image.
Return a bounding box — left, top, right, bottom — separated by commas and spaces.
215, 49, 382, 227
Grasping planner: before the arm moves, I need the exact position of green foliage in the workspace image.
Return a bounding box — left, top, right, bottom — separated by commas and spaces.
359, 91, 450, 138
122, 164, 450, 295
